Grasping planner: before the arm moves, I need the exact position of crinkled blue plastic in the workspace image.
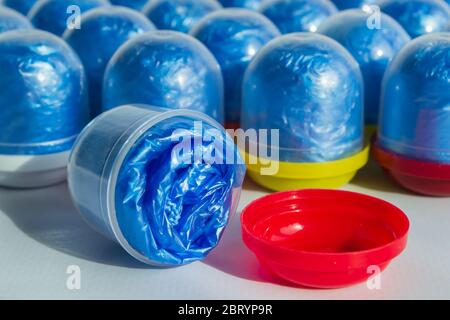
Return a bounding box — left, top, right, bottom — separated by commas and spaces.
63, 6, 156, 118
103, 31, 225, 123
379, 0, 450, 39
28, 0, 110, 36
0, 0, 37, 15
0, 6, 33, 34
218, 0, 264, 10
109, 0, 150, 10
116, 117, 245, 265
142, 0, 221, 33
379, 33, 450, 164
319, 9, 410, 125
331, 0, 378, 10
0, 29, 89, 155
68, 105, 245, 266
241, 33, 364, 163
190, 9, 280, 125
260, 0, 337, 35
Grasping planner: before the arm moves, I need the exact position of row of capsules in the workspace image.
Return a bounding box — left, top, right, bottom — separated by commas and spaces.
0, 0, 448, 268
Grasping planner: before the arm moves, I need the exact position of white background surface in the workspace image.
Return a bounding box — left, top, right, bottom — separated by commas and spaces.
0, 159, 449, 300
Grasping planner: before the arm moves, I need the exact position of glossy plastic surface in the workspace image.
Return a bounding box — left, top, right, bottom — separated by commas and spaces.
260, 0, 337, 34
0, 0, 37, 15
332, 0, 378, 9
142, 0, 221, 33
190, 9, 280, 126
109, 0, 149, 10
241, 189, 410, 288
242, 144, 369, 191
63, 6, 156, 118
373, 142, 450, 197
0, 6, 33, 33
379, 33, 450, 164
379, 0, 450, 38
218, 0, 264, 10
28, 0, 110, 35
68, 105, 245, 266
241, 33, 364, 163
103, 31, 225, 123
319, 9, 410, 125
0, 30, 89, 155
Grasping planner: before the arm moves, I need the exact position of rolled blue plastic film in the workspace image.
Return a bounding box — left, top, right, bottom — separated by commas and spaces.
190, 8, 280, 126
241, 33, 364, 163
28, 0, 110, 36
218, 0, 264, 10
379, 33, 450, 164
142, 0, 221, 33
109, 0, 149, 10
259, 0, 338, 35
318, 9, 411, 125
0, 29, 89, 188
103, 30, 225, 123
68, 105, 246, 266
0, 6, 33, 34
331, 0, 378, 10
378, 0, 450, 39
0, 0, 38, 15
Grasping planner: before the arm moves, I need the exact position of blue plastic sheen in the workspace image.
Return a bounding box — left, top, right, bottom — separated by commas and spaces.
379, 0, 450, 39
68, 105, 245, 266
103, 31, 225, 123
109, 0, 150, 10
241, 33, 364, 163
190, 9, 280, 125
218, 0, 264, 10
319, 9, 410, 125
142, 0, 221, 33
28, 0, 110, 36
331, 0, 378, 10
0, 6, 33, 33
0, 30, 89, 155
0, 0, 38, 15
260, 0, 338, 34
379, 33, 450, 164
63, 6, 156, 118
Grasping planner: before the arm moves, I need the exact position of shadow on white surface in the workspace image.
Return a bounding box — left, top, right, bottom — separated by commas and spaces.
0, 182, 147, 269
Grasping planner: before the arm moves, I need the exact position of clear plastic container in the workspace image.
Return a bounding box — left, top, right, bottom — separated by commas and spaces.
68, 104, 246, 266
0, 29, 89, 188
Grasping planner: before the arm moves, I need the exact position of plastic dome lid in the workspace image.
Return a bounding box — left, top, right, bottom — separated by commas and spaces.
378, 33, 450, 165
103, 30, 225, 123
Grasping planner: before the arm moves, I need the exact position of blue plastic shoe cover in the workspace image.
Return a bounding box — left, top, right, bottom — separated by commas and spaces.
241, 33, 364, 163
379, 0, 450, 39
68, 105, 246, 266
0, 6, 33, 33
0, 29, 89, 156
0, 0, 37, 15
260, 0, 338, 34
190, 8, 280, 125
63, 6, 156, 118
103, 30, 225, 123
142, 0, 221, 33
109, 0, 150, 10
378, 33, 450, 163
331, 0, 378, 10
218, 0, 264, 10
28, 0, 110, 35
319, 9, 410, 125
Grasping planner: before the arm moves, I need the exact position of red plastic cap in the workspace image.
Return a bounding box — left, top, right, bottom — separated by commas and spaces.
241, 189, 410, 289
372, 142, 450, 197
